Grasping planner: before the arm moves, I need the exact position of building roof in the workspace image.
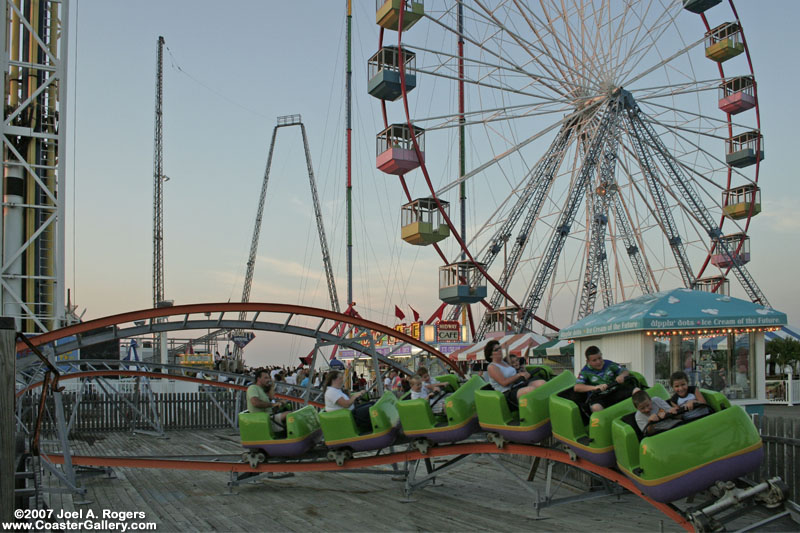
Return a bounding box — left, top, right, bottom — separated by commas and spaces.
559, 288, 787, 339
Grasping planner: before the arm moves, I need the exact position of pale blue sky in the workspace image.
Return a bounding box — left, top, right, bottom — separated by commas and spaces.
66, 1, 799, 366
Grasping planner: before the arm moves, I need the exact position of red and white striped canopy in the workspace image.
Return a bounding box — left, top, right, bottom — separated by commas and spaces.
448, 332, 547, 362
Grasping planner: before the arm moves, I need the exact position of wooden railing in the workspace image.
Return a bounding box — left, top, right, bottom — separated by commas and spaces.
19, 390, 245, 432
749, 413, 800, 503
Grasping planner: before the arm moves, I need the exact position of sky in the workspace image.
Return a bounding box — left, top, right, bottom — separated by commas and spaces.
65, 1, 800, 367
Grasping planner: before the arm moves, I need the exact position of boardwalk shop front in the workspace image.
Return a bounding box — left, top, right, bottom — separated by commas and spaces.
559, 289, 787, 405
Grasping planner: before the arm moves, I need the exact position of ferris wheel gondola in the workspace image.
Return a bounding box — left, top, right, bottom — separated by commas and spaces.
372, 0, 767, 337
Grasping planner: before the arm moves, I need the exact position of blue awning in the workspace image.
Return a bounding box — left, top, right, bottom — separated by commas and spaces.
560, 289, 787, 339
765, 325, 800, 342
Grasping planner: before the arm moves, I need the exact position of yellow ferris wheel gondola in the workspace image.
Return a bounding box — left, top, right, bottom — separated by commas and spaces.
705, 22, 744, 63
401, 198, 449, 246
722, 184, 761, 220
376, 0, 424, 32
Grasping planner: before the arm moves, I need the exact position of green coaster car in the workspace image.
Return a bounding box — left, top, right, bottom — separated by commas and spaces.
475, 367, 575, 447
613, 390, 763, 502
550, 372, 660, 467
397, 375, 486, 453
239, 405, 321, 465
319, 391, 400, 464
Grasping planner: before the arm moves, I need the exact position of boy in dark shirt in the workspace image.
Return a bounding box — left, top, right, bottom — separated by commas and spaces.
574, 345, 640, 412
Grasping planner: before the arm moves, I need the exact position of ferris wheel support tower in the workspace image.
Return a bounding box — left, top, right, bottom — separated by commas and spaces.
0, 0, 69, 334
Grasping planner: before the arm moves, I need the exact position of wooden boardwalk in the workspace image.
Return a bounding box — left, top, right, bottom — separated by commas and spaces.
39, 430, 688, 532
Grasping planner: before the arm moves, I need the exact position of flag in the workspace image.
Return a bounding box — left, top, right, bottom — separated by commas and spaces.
427, 304, 446, 324
394, 305, 406, 321
410, 305, 420, 322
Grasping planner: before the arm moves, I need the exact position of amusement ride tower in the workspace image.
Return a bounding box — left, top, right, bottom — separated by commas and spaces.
0, 0, 69, 334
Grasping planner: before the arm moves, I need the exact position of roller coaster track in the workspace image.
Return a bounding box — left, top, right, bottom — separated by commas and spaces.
14, 357, 695, 529
13, 305, 789, 532
13, 302, 463, 378
41, 442, 692, 531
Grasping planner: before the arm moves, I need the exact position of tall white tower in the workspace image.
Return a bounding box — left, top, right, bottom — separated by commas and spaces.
0, 0, 69, 333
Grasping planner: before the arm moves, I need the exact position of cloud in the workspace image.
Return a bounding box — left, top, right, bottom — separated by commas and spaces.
760, 200, 800, 233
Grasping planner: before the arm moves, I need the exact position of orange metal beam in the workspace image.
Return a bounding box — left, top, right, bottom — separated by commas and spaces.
16, 302, 463, 376
43, 442, 691, 531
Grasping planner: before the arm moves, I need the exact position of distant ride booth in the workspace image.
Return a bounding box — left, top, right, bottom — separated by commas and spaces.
336, 319, 469, 379
558, 289, 787, 409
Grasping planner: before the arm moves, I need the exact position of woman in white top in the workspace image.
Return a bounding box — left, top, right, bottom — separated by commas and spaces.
323, 370, 373, 432
484, 340, 546, 406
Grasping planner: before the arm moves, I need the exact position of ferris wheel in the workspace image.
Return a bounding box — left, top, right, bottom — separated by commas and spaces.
370, 0, 765, 338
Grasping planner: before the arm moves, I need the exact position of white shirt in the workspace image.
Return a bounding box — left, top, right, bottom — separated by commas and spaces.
410, 389, 427, 401
487, 362, 517, 392
270, 369, 281, 380
325, 386, 352, 411
674, 392, 697, 407
635, 396, 672, 431
285, 375, 297, 385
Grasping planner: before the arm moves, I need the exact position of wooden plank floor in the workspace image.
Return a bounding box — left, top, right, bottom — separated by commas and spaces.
38, 430, 797, 532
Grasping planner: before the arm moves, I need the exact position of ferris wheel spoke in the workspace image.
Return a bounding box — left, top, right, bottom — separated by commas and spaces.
536, 0, 601, 80
434, 105, 600, 197
423, 11, 568, 97
408, 64, 565, 102
515, 0, 609, 90
603, 0, 659, 81
406, 42, 581, 94
414, 100, 570, 131
559, 1, 617, 85
609, 183, 656, 295
621, 111, 696, 288
467, 1, 589, 97
641, 100, 755, 137
614, 154, 669, 293
630, 109, 769, 305
621, 31, 705, 89
638, 112, 756, 196
473, 120, 576, 338
518, 101, 621, 331
634, 80, 721, 101
509, 0, 582, 89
